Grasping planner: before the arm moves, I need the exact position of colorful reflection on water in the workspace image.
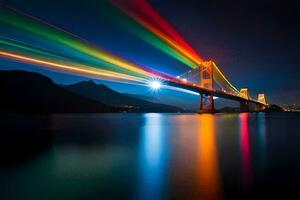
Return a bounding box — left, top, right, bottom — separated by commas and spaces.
197, 114, 222, 200
2, 113, 299, 200
257, 113, 267, 146
138, 114, 223, 200
239, 113, 253, 188
257, 112, 267, 170
138, 113, 168, 200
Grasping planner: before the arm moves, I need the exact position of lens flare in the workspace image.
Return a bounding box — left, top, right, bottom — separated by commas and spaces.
149, 80, 162, 90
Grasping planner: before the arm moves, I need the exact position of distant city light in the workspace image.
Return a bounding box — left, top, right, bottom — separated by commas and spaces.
182, 78, 187, 82
149, 80, 162, 90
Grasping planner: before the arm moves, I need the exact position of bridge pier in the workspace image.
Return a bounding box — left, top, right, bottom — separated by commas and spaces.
198, 93, 214, 113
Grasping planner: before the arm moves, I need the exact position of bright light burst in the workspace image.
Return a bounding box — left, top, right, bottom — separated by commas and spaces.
149, 80, 162, 90
147, 77, 164, 91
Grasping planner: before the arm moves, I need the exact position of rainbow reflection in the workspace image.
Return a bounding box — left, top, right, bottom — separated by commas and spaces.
197, 114, 222, 200
257, 112, 267, 174
239, 113, 253, 188
138, 113, 168, 200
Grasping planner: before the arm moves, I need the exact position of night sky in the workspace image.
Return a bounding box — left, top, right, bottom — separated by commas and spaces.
0, 0, 299, 108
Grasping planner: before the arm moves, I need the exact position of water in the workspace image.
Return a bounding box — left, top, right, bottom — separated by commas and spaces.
1, 113, 300, 200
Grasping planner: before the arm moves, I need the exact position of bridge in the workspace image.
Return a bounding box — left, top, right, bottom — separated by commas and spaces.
158, 60, 268, 113
0, 1, 268, 113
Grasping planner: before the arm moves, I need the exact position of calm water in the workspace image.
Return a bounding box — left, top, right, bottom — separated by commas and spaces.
1, 113, 300, 200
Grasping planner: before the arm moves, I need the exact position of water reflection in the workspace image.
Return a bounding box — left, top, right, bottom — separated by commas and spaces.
138, 113, 167, 200
239, 113, 253, 187
257, 112, 267, 174
197, 114, 222, 200
2, 113, 300, 199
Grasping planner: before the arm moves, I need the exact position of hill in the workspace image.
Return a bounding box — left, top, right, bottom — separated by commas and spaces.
0, 70, 119, 113
64, 80, 183, 112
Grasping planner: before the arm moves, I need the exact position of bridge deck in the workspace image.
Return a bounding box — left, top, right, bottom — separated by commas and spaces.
166, 80, 267, 106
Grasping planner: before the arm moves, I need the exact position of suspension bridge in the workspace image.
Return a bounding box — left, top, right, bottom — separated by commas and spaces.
0, 1, 268, 113
165, 61, 267, 113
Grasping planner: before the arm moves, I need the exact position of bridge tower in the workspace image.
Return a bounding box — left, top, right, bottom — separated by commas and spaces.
240, 88, 250, 112
240, 88, 250, 100
258, 93, 267, 105
257, 93, 267, 110
198, 61, 214, 113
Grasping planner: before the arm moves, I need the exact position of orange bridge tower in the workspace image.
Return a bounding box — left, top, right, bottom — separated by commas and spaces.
198, 61, 214, 113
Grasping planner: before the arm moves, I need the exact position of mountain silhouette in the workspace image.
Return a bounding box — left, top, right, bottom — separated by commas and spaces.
0, 70, 118, 113
65, 80, 183, 112
0, 70, 183, 113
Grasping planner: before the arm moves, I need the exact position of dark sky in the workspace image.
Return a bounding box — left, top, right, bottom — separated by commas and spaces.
0, 0, 299, 107
154, 0, 300, 104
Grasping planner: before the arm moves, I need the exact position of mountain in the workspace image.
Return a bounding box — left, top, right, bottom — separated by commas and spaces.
65, 81, 183, 112
0, 70, 119, 113
124, 93, 160, 103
